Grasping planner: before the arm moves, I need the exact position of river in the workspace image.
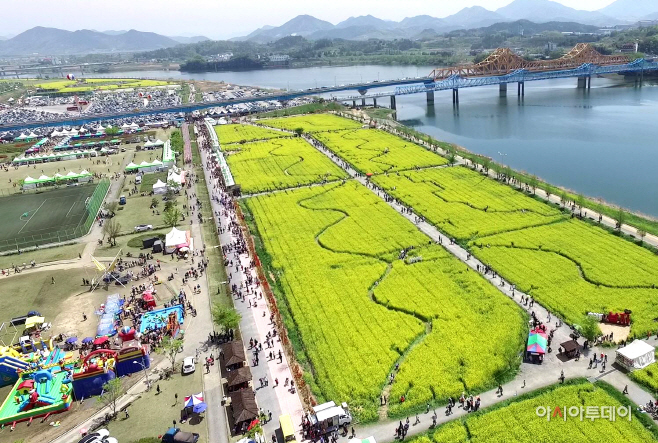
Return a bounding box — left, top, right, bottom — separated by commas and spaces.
105, 65, 658, 217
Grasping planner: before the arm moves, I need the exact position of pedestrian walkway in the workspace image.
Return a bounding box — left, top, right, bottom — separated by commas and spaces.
197, 124, 305, 441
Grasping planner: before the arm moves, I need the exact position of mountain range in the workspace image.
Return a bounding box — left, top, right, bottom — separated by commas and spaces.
0, 27, 209, 56
234, 0, 658, 42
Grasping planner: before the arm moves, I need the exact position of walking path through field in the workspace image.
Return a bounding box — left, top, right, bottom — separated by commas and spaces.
198, 124, 305, 441
297, 134, 655, 442
343, 111, 658, 250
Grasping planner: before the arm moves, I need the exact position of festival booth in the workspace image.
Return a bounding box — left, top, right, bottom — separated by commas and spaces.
526, 328, 547, 363
616, 340, 655, 371
165, 227, 192, 254
153, 179, 167, 195
560, 340, 580, 360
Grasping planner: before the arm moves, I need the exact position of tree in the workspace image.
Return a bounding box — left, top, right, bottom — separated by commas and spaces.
105, 126, 120, 136
293, 127, 304, 137
160, 336, 184, 372
579, 315, 601, 341
637, 229, 647, 244
615, 208, 626, 231
150, 197, 160, 209
528, 176, 538, 195
560, 191, 568, 207
103, 219, 121, 246
447, 151, 457, 167
212, 305, 241, 333
545, 184, 555, 201
576, 194, 586, 216
163, 208, 182, 228
104, 201, 119, 216
481, 157, 491, 173
97, 378, 122, 418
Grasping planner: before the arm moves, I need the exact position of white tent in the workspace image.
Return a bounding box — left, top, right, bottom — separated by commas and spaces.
38, 174, 51, 181
167, 170, 183, 185
16, 133, 27, 140
51, 130, 61, 137
616, 340, 655, 370
129, 122, 139, 129
152, 179, 167, 194
28, 132, 38, 138
165, 227, 189, 250
66, 171, 77, 177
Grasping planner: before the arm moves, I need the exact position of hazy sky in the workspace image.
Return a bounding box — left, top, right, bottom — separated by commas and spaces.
5, 0, 618, 39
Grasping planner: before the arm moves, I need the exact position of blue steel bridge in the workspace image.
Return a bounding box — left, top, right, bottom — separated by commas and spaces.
2, 44, 658, 131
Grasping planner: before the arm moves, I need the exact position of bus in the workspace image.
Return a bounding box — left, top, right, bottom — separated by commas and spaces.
279, 414, 297, 443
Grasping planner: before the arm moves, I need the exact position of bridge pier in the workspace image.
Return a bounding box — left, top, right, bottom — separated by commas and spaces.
426, 90, 434, 105
352, 100, 356, 108
499, 83, 507, 96
517, 82, 525, 96
373, 98, 377, 108
361, 98, 366, 107
390, 95, 396, 110
452, 88, 459, 104
577, 77, 587, 89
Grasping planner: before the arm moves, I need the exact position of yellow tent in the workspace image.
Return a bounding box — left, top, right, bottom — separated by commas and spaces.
25, 316, 45, 329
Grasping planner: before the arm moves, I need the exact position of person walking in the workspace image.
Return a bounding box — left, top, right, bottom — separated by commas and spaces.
124, 408, 129, 419
156, 384, 161, 395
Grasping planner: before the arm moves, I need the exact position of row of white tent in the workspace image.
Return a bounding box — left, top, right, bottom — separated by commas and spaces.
24, 170, 92, 185
15, 132, 39, 140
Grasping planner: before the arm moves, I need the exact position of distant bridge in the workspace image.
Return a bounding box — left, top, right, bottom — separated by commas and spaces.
1, 44, 656, 131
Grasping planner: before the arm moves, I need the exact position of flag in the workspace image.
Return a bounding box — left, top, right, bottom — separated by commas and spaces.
91, 255, 106, 272
107, 250, 121, 272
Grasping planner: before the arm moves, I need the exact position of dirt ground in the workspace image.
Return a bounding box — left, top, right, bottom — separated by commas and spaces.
599, 323, 631, 343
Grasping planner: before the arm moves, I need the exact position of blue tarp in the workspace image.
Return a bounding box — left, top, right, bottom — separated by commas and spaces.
96, 293, 124, 337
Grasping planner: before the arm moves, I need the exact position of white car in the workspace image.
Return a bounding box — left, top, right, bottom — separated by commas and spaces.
134, 224, 153, 232
182, 356, 196, 375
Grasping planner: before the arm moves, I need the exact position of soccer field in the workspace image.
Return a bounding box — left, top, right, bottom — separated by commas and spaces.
0, 185, 98, 251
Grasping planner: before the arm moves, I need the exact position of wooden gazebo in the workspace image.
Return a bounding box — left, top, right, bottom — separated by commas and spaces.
226, 366, 253, 393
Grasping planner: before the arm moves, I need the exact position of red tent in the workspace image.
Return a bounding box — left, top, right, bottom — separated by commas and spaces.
93, 336, 109, 345
142, 291, 156, 308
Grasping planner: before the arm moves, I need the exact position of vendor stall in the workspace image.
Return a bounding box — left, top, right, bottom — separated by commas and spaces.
616, 340, 655, 370
526, 328, 547, 363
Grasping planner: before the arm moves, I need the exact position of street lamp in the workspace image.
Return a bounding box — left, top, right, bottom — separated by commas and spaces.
497, 151, 507, 167
133, 360, 151, 390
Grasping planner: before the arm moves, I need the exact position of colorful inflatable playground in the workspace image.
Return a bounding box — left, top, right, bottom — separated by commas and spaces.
139, 305, 184, 337
0, 295, 155, 430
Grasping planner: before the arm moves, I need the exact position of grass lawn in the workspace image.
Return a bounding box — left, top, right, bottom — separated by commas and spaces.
0, 184, 97, 250
0, 151, 133, 193
139, 172, 168, 193
112, 194, 185, 235
106, 369, 207, 443
133, 150, 162, 166
97, 228, 171, 257
0, 268, 110, 329
0, 242, 85, 269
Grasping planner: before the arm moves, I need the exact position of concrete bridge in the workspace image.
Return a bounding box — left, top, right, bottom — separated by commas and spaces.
1, 44, 656, 131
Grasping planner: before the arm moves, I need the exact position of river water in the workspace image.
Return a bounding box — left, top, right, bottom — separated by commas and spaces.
105, 66, 658, 217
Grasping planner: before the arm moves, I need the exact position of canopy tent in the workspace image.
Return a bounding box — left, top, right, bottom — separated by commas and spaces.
527, 329, 547, 355
616, 340, 655, 370
153, 179, 167, 194
129, 123, 139, 129
15, 133, 28, 140
144, 140, 155, 148
121, 123, 131, 129
125, 162, 139, 171
167, 170, 184, 186
153, 139, 165, 146
51, 130, 61, 137
184, 393, 206, 413
165, 227, 190, 250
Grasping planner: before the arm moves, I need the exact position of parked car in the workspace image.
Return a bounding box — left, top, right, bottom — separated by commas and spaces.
161, 427, 199, 443
134, 224, 153, 232
78, 429, 118, 443
182, 356, 196, 375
